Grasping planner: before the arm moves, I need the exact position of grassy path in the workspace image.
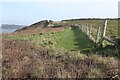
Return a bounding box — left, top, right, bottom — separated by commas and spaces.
3, 27, 95, 51
54, 28, 95, 51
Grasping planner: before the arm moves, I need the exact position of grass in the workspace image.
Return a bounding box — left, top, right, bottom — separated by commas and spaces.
96, 46, 118, 57
3, 27, 95, 51
3, 34, 41, 41
54, 28, 76, 50
53, 27, 95, 51
87, 68, 102, 78
61, 19, 118, 45
61, 19, 118, 37
3, 24, 118, 58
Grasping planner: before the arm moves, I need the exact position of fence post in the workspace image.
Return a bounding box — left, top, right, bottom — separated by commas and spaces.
87, 26, 89, 35
79, 25, 81, 30
88, 26, 89, 36
82, 25, 83, 32
89, 25, 92, 39
96, 27, 100, 43
99, 20, 107, 46
83, 25, 85, 33
86, 24, 88, 36
85, 24, 87, 34
80, 25, 82, 30
86, 24, 89, 36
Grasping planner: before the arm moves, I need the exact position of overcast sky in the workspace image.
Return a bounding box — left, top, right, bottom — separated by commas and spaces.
1, 0, 119, 25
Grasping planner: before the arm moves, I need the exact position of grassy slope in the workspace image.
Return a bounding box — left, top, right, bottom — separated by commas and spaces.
2, 20, 119, 78
3, 20, 118, 57
3, 27, 118, 58
3, 27, 95, 51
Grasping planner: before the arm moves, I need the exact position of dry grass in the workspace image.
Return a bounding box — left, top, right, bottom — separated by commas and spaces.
2, 40, 119, 79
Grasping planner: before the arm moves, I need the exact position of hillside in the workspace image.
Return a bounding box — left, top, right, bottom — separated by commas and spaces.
2, 19, 119, 79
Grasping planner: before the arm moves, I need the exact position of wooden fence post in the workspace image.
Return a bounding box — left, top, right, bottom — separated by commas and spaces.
87, 26, 89, 35
83, 25, 85, 33
99, 20, 107, 46
82, 25, 83, 32
85, 25, 86, 33
86, 24, 88, 36
90, 25, 93, 40
96, 27, 100, 43
89, 25, 92, 39
79, 25, 81, 30
80, 25, 82, 30
87, 26, 89, 36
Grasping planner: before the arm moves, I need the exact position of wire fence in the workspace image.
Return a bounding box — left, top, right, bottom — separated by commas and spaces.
73, 20, 117, 46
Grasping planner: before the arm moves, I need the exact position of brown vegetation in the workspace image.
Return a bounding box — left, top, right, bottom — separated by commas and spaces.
2, 40, 119, 79
2, 27, 64, 37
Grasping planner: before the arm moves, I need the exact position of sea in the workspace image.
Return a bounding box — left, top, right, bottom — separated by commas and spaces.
1, 28, 17, 33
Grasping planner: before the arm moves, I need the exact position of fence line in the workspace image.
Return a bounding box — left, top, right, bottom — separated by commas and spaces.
78, 24, 96, 43
73, 20, 117, 46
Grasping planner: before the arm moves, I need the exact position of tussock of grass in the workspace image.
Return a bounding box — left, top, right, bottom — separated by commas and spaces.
87, 68, 102, 78
89, 54, 118, 65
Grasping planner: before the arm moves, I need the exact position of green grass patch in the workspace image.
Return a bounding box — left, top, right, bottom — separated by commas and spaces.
53, 27, 95, 50
3, 28, 96, 51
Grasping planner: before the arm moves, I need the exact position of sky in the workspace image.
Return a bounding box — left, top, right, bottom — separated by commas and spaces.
0, 0, 119, 25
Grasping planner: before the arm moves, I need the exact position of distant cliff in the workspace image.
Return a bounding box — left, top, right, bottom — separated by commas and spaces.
2, 24, 25, 29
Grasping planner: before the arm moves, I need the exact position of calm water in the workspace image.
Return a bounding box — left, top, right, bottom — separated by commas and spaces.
1, 28, 17, 33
